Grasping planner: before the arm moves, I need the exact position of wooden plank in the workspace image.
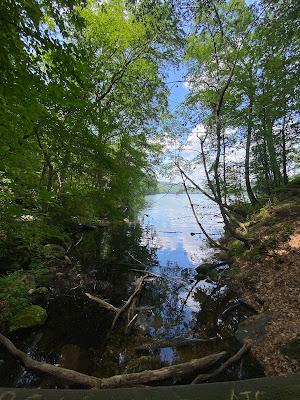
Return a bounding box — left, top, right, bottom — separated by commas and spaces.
0, 374, 300, 400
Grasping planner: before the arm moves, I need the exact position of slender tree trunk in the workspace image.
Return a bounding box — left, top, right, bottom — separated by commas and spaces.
245, 100, 257, 205
200, 138, 217, 198
281, 115, 288, 184
47, 163, 54, 191
222, 130, 227, 205
180, 171, 227, 250
262, 106, 282, 187
214, 114, 249, 245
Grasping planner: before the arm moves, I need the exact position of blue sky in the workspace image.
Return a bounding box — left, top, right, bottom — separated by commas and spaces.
166, 65, 188, 113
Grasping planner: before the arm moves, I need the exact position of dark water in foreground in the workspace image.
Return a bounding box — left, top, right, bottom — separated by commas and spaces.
0, 194, 263, 387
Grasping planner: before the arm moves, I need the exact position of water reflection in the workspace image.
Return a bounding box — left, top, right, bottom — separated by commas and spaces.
137, 194, 224, 338
141, 194, 223, 265
0, 194, 262, 387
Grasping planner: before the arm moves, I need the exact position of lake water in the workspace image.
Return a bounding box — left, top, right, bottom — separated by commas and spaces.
0, 194, 262, 387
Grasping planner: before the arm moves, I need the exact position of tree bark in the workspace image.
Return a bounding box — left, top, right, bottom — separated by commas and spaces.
245, 100, 258, 205
281, 115, 288, 184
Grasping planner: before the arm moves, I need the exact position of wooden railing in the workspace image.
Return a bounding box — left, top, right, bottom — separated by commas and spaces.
1, 374, 300, 400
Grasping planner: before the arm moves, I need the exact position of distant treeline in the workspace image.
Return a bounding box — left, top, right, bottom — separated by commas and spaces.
146, 181, 198, 195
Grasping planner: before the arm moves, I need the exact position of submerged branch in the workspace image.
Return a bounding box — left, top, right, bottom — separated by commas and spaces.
192, 343, 251, 384
135, 336, 218, 351
85, 293, 119, 314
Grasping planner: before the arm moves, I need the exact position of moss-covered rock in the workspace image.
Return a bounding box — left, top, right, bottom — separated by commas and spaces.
43, 244, 65, 259
9, 305, 47, 332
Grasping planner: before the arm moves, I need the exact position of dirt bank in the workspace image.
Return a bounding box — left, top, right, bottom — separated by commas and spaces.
232, 186, 300, 375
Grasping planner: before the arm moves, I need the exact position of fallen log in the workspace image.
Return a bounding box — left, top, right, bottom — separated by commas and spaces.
192, 343, 250, 384
0, 333, 225, 389
135, 336, 218, 351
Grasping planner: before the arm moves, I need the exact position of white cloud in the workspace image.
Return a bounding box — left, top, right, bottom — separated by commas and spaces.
179, 124, 206, 161
227, 146, 245, 163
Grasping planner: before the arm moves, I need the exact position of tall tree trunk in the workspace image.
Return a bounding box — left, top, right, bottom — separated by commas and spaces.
262, 106, 282, 187
47, 163, 54, 191
281, 115, 288, 184
245, 100, 257, 205
222, 130, 227, 205
214, 116, 249, 245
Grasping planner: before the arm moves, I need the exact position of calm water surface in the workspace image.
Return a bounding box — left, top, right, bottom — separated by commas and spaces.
0, 194, 262, 387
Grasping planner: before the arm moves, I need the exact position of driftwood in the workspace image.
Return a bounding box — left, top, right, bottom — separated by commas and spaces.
85, 274, 151, 332
0, 333, 225, 389
135, 336, 218, 351
192, 343, 251, 384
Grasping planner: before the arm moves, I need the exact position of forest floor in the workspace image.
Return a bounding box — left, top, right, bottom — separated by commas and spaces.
231, 183, 300, 376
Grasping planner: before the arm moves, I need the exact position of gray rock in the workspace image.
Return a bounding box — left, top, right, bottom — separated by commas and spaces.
235, 313, 271, 343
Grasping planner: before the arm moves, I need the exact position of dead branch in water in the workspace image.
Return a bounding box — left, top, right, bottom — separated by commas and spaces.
85, 274, 151, 332
191, 343, 251, 384
85, 293, 119, 313
112, 274, 150, 330
0, 333, 225, 389
130, 268, 189, 288
135, 336, 218, 351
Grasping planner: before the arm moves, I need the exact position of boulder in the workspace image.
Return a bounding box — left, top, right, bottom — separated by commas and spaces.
43, 244, 65, 259
28, 287, 49, 306
9, 305, 47, 332
235, 313, 271, 343
281, 335, 300, 360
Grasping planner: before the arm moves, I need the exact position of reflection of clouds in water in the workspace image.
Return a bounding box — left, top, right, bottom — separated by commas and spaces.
137, 194, 225, 336
140, 194, 223, 267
